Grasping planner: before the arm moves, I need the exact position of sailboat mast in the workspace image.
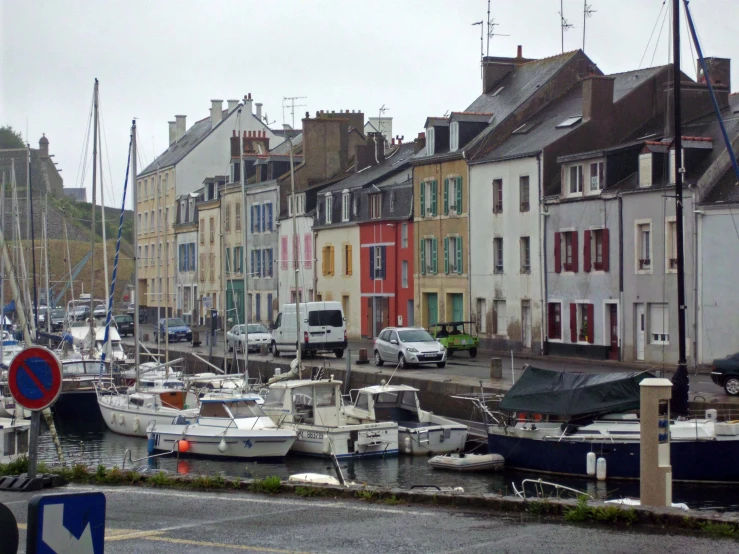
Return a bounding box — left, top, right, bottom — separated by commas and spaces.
132, 120, 141, 392
98, 113, 111, 359
89, 78, 99, 354
28, 147, 39, 336
288, 133, 301, 377
1, 174, 5, 363
43, 192, 50, 333
238, 109, 249, 383
671, 0, 689, 414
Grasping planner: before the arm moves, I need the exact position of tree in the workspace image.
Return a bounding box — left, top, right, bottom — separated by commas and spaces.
0, 126, 25, 149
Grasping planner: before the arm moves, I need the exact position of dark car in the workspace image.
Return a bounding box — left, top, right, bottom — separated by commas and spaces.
113, 314, 134, 337
154, 318, 192, 343
710, 353, 739, 395
72, 306, 91, 321
50, 308, 66, 332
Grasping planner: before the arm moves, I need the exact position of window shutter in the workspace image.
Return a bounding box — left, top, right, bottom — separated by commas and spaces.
369, 246, 375, 280
250, 206, 255, 233
548, 304, 556, 339
347, 244, 352, 275
587, 304, 595, 344
381, 246, 386, 279
583, 230, 591, 272
329, 246, 335, 276
420, 240, 426, 275
322, 247, 327, 276
281, 236, 288, 270
570, 303, 577, 342
443, 178, 449, 215
251, 250, 255, 276
261, 205, 267, 232
456, 178, 463, 213
431, 237, 438, 273
571, 231, 579, 273
456, 236, 463, 274
304, 234, 312, 269
554, 232, 561, 273
420, 183, 425, 216
444, 237, 449, 274
431, 181, 438, 216
602, 229, 610, 271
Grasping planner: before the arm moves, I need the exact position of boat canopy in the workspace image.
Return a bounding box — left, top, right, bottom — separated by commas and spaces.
498, 367, 655, 418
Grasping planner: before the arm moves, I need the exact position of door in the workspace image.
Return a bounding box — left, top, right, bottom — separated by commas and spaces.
426, 293, 438, 327
521, 301, 532, 348
608, 304, 619, 360
635, 303, 645, 361
451, 294, 464, 322
406, 300, 414, 327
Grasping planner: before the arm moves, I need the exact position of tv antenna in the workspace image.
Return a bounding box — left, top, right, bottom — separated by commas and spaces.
262, 112, 276, 126
582, 1, 596, 52
486, 0, 509, 57
472, 21, 484, 61
559, 0, 575, 53
282, 96, 307, 129
377, 105, 390, 138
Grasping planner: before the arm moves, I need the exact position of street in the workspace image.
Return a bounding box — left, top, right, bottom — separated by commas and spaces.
1, 485, 735, 553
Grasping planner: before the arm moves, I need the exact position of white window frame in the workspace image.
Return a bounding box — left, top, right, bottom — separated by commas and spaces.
568, 164, 584, 195
341, 190, 350, 222
401, 260, 408, 288
424, 182, 434, 216
325, 193, 333, 224
449, 121, 459, 152
374, 246, 383, 279
649, 302, 669, 345
401, 223, 408, 248
665, 216, 678, 274
426, 127, 435, 155
588, 160, 604, 194
424, 238, 434, 273
370, 194, 382, 219
448, 235, 458, 273
635, 219, 653, 274
449, 177, 459, 213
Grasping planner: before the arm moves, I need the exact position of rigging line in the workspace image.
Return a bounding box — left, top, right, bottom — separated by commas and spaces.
74, 89, 95, 191
649, 3, 670, 68
98, 100, 119, 209
639, 0, 667, 69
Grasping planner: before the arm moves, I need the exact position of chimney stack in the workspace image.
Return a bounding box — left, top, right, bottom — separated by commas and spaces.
517, 45, 523, 58
582, 76, 615, 121
175, 115, 187, 141
413, 132, 426, 154
168, 121, 177, 145
256, 103, 263, 122
244, 93, 253, 116
210, 100, 223, 128
227, 99, 239, 112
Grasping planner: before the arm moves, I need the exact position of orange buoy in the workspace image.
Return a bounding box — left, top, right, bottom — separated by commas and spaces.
533, 413, 543, 422
517, 412, 528, 422
177, 439, 190, 453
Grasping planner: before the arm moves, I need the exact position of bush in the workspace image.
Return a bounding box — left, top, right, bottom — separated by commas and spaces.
250, 476, 282, 494
295, 486, 330, 498
0, 456, 29, 476
355, 490, 377, 502
564, 495, 593, 522
383, 495, 401, 506
191, 474, 227, 490
699, 521, 737, 537
594, 504, 637, 525
148, 471, 173, 488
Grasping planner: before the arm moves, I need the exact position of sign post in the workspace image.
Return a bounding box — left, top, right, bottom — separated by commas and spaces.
7, 346, 63, 479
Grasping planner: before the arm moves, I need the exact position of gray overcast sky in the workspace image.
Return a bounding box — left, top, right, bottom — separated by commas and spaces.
2, 1, 737, 211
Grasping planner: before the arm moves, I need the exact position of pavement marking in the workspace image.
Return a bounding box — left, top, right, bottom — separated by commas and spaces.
17, 523, 27, 530
106, 529, 165, 542
145, 536, 312, 553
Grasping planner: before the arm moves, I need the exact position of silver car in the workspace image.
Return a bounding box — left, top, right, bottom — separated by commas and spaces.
374, 327, 447, 369
227, 324, 272, 353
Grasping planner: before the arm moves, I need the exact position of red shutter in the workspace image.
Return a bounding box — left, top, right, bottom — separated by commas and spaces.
587, 304, 595, 344
547, 304, 555, 339
570, 304, 577, 343
554, 232, 561, 273
571, 231, 579, 273
583, 230, 591, 272
602, 229, 610, 272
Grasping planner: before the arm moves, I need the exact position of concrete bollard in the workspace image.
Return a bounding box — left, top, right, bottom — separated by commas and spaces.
192, 330, 200, 347
259, 344, 268, 355
490, 357, 503, 380
357, 348, 369, 364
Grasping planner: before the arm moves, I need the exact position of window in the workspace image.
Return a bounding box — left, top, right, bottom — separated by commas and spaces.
255, 293, 261, 321
322, 245, 335, 276
263, 203, 273, 232
142, 179, 147, 200
158, 209, 162, 231
666, 218, 678, 271
225, 247, 232, 274
209, 217, 215, 243
199, 219, 205, 244
234, 246, 243, 273
401, 223, 408, 248
143, 245, 148, 267
370, 246, 386, 280
637, 222, 651, 271
444, 177, 462, 215
370, 194, 382, 219
224, 204, 231, 232
342, 191, 350, 222
449, 121, 459, 152
569, 165, 584, 194
494, 300, 506, 336
151, 210, 155, 232
426, 127, 435, 155
494, 238, 503, 273
493, 179, 503, 213
235, 202, 242, 231
138, 245, 142, 267
639, 153, 653, 187
444, 236, 462, 274
585, 229, 609, 272
548, 303, 561, 339
325, 194, 333, 224
589, 161, 604, 192
137, 214, 142, 234
520, 237, 530, 273
265, 248, 273, 276
352, 195, 358, 217
303, 233, 312, 269
296, 193, 305, 215
344, 244, 352, 276
163, 173, 168, 193
476, 298, 487, 333
402, 260, 408, 288
251, 204, 261, 234
519, 176, 530, 212
420, 237, 437, 275
144, 212, 148, 234
649, 303, 669, 344
209, 253, 215, 282
578, 303, 592, 342
420, 180, 437, 217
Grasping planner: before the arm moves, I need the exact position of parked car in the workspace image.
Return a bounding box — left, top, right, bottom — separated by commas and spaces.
126, 302, 135, 316
50, 308, 66, 332
71, 306, 91, 321
710, 352, 739, 395
428, 321, 479, 358
113, 314, 134, 337
36, 306, 48, 327
374, 327, 447, 369
227, 324, 271, 353
271, 301, 347, 358
93, 304, 107, 319
154, 318, 192, 343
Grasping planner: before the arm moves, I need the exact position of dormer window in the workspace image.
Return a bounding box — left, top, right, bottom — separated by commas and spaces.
449, 121, 459, 152
325, 193, 333, 224
588, 161, 604, 193
426, 127, 435, 156
370, 194, 382, 219
556, 116, 582, 129
341, 190, 350, 222
639, 153, 653, 187
288, 193, 306, 217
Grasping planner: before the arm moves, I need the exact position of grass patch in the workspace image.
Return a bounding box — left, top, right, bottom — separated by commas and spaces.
148, 471, 173, 488
191, 474, 227, 490
383, 495, 401, 506
564, 495, 594, 523
295, 486, 331, 498
699, 521, 738, 538
593, 504, 637, 525
527, 499, 556, 516
355, 490, 377, 502
250, 476, 282, 495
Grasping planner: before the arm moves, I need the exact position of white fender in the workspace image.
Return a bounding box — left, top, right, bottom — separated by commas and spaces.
322, 435, 331, 456
404, 436, 412, 454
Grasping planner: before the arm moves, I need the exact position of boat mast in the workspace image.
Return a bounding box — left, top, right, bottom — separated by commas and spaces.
97, 113, 111, 359
287, 130, 301, 378
1, 172, 5, 363
132, 120, 141, 392
238, 108, 249, 385
28, 146, 39, 337
670, 0, 689, 415
89, 78, 99, 356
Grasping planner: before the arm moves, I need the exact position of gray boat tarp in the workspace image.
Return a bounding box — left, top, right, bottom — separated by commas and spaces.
498, 366, 655, 418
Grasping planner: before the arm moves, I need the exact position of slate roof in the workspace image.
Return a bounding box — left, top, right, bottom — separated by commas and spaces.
320, 142, 415, 194
268, 132, 303, 155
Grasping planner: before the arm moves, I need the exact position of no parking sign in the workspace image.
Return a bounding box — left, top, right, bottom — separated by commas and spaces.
7, 347, 62, 411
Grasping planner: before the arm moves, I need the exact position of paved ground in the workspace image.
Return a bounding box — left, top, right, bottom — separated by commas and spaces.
2, 485, 735, 553
127, 324, 731, 402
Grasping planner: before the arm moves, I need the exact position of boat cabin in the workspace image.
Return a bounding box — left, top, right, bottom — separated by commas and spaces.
264, 379, 342, 427
199, 397, 267, 422
344, 385, 422, 425
0, 417, 30, 463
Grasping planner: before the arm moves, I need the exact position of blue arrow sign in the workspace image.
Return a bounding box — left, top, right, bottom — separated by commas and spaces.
27, 492, 105, 554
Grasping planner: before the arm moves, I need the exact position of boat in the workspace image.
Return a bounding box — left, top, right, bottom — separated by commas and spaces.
428, 452, 504, 472
67, 323, 130, 364
605, 498, 689, 511
0, 416, 30, 464
147, 396, 296, 459
263, 376, 399, 458
343, 383, 468, 455
98, 388, 198, 438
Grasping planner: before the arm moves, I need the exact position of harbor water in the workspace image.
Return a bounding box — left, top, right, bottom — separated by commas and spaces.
36, 422, 739, 513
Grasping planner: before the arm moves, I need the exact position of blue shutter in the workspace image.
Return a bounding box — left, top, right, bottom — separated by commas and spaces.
267, 203, 273, 231
268, 249, 273, 276
369, 246, 375, 280
256, 205, 262, 233
261, 204, 267, 232
250, 250, 255, 275
190, 243, 195, 271
381, 246, 386, 279
250, 206, 254, 233
267, 293, 273, 321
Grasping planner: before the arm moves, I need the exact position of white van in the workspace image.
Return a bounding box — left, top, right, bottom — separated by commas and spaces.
271, 301, 347, 358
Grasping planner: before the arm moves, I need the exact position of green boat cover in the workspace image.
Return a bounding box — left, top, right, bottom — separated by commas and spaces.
499, 366, 655, 418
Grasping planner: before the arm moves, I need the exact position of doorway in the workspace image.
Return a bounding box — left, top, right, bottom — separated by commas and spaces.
521, 300, 532, 349
635, 303, 645, 361
608, 304, 619, 360
450, 293, 464, 321
424, 293, 438, 327
406, 300, 414, 327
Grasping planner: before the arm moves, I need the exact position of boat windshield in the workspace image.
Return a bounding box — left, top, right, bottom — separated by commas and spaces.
372, 390, 419, 422
398, 329, 435, 342
264, 388, 286, 408
225, 400, 266, 418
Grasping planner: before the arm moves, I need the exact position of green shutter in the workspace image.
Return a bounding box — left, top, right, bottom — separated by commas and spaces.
456, 178, 463, 214
431, 237, 438, 274
444, 237, 449, 274
443, 178, 449, 215
456, 236, 463, 274
431, 181, 438, 216
420, 182, 425, 217
420, 240, 426, 275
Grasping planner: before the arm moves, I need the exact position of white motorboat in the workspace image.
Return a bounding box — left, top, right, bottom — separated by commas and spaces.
147, 396, 296, 459
262, 378, 399, 458
0, 416, 30, 464
428, 452, 504, 472
343, 383, 468, 455
98, 388, 198, 438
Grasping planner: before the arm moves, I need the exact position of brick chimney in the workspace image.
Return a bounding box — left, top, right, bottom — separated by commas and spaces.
582, 76, 615, 121
414, 132, 426, 154
175, 115, 187, 141
168, 121, 177, 145
698, 57, 731, 88
210, 100, 223, 128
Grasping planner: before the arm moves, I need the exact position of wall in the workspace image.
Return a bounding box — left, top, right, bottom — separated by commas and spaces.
195, 200, 222, 323
469, 156, 543, 351
174, 226, 198, 324
277, 214, 315, 313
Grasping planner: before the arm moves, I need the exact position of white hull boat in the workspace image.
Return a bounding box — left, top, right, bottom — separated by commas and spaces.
428, 453, 504, 472
343, 383, 468, 455
0, 416, 30, 464
98, 390, 198, 438
148, 396, 296, 459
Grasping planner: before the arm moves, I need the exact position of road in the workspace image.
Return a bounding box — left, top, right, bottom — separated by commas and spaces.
128, 324, 730, 402
1, 485, 734, 553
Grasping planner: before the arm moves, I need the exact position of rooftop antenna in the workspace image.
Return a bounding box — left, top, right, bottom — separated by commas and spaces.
583, 1, 596, 52
486, 0, 509, 57
282, 96, 307, 129
262, 112, 276, 126
472, 21, 484, 61
378, 105, 389, 139
559, 0, 575, 53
